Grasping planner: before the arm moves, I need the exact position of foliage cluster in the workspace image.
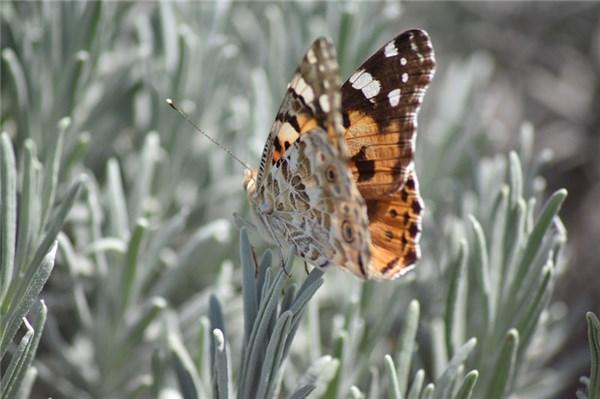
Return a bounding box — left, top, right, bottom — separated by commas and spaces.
1, 2, 597, 398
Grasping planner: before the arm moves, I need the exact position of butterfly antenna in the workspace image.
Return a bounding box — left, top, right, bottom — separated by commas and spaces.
166, 98, 252, 170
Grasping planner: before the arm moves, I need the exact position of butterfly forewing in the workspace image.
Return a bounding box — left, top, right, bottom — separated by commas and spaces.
341, 29, 435, 198
256, 37, 346, 188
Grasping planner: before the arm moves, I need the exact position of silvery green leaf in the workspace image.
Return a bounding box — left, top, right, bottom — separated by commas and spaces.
170, 332, 202, 399
582, 313, 600, 399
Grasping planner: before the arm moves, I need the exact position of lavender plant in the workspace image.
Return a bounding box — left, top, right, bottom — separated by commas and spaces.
0, 2, 594, 398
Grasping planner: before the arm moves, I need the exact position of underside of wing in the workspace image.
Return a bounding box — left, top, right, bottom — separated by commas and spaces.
341, 29, 435, 198
262, 129, 372, 279
256, 37, 346, 186
365, 167, 423, 280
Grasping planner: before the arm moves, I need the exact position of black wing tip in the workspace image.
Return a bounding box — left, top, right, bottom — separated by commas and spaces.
397, 29, 436, 70
400, 29, 431, 40
299, 37, 337, 66
395, 29, 434, 50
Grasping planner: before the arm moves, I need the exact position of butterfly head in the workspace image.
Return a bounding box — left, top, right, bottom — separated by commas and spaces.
243, 168, 279, 244
243, 168, 275, 214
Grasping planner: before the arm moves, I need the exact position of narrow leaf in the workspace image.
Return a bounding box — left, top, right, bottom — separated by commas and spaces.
2, 301, 47, 399
0, 132, 17, 302
516, 264, 553, 350
484, 329, 519, 399
434, 338, 477, 399
256, 311, 292, 399
63, 131, 90, 177
1, 49, 30, 139
444, 241, 467, 359
288, 384, 316, 399
14, 140, 37, 274
453, 371, 478, 399
170, 333, 201, 399
13, 367, 37, 399
585, 312, 600, 398
238, 267, 286, 399
407, 369, 425, 399
240, 228, 258, 344
40, 117, 68, 229
128, 133, 160, 226
385, 355, 401, 399
469, 216, 493, 331
294, 356, 338, 398
397, 300, 420, 396
0, 323, 33, 399
106, 158, 129, 238
213, 329, 229, 399
21, 176, 83, 295
421, 384, 435, 399
196, 317, 211, 390
507, 152, 523, 208
79, 0, 102, 52
0, 242, 56, 358
119, 219, 148, 316
507, 189, 567, 307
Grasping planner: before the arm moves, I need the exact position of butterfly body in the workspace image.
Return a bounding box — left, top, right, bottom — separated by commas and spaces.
244, 30, 435, 280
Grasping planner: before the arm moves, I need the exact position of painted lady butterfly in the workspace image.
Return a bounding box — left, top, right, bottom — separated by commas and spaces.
243, 30, 435, 280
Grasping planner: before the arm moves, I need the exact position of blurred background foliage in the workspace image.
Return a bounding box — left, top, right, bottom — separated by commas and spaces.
1, 1, 599, 398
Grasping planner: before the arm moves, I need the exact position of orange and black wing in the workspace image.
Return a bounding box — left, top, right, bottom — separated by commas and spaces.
365, 168, 423, 280
341, 29, 435, 198
341, 30, 435, 278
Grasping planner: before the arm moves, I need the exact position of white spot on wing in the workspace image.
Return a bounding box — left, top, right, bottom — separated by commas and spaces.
384, 41, 398, 57
279, 122, 300, 144
409, 34, 418, 52
319, 95, 330, 112
307, 48, 317, 63
349, 69, 364, 84
289, 73, 299, 88
352, 72, 372, 89
292, 75, 314, 103
402, 73, 409, 83
362, 80, 381, 99
351, 71, 380, 99
388, 88, 401, 107
400, 57, 407, 66
303, 86, 314, 103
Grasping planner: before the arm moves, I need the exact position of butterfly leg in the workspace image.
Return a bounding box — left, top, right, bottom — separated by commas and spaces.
262, 216, 294, 278
303, 260, 309, 275
274, 244, 292, 278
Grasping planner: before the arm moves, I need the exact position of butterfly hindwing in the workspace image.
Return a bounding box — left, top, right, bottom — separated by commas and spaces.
341, 29, 435, 198
263, 128, 371, 278
365, 167, 423, 280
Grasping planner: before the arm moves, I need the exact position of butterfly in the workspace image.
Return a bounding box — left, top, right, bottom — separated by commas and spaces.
243, 30, 435, 280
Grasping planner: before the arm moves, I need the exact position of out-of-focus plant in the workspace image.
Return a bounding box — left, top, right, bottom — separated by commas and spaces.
0, 1, 594, 398
0, 127, 83, 398
578, 312, 600, 399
